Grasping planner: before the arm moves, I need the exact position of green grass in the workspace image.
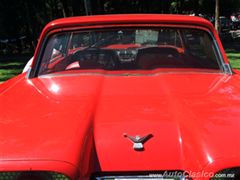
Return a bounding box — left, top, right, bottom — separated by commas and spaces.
0, 69, 23, 81
0, 62, 24, 67
0, 60, 25, 82
226, 50, 240, 70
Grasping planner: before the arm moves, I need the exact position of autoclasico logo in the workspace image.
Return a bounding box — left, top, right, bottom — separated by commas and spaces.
149, 171, 235, 178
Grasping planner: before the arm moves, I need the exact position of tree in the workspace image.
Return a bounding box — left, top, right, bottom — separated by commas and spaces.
215, 0, 220, 32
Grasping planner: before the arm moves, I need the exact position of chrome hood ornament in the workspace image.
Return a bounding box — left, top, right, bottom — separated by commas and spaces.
123, 133, 153, 151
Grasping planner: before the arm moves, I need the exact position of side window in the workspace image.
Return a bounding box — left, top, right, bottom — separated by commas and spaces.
42, 34, 68, 62
183, 30, 216, 59
135, 30, 159, 44
70, 32, 91, 50
39, 33, 68, 74
158, 29, 182, 47
183, 29, 220, 68
184, 30, 206, 57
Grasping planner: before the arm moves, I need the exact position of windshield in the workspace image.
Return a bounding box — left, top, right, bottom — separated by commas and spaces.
38, 27, 222, 75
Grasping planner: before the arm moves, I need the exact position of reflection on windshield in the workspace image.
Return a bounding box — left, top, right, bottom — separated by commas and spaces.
38, 28, 222, 75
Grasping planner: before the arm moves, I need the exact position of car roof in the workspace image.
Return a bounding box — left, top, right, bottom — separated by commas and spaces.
44, 14, 214, 32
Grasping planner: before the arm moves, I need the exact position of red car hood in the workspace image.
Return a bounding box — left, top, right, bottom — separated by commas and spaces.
1, 71, 240, 174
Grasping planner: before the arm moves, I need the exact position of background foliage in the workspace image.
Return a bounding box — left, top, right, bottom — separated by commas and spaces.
0, 0, 240, 49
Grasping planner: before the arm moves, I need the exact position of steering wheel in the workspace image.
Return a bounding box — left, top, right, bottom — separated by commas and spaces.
71, 47, 119, 70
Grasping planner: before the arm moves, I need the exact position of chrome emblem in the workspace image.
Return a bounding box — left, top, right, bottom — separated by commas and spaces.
123, 133, 153, 151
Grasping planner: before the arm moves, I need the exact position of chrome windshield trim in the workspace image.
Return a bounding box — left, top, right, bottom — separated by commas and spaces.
211, 34, 233, 75
25, 68, 32, 79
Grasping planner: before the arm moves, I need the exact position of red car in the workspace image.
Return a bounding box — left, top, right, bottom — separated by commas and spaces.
0, 14, 240, 180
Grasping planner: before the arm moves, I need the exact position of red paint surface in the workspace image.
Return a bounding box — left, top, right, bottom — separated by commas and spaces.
1, 70, 240, 179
